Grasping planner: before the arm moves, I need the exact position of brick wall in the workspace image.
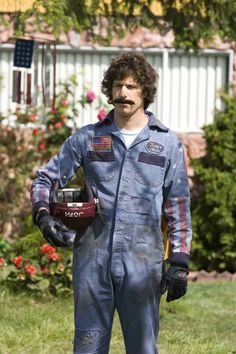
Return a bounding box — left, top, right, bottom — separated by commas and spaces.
178, 133, 206, 188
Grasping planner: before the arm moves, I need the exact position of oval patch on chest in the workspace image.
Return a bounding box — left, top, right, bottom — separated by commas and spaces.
146, 141, 164, 154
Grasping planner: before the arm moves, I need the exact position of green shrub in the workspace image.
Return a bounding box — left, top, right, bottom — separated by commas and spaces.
191, 92, 236, 272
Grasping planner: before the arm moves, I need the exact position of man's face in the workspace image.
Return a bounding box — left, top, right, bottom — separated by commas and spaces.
112, 76, 144, 117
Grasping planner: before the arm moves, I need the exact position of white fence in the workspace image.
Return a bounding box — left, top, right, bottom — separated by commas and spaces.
0, 44, 233, 132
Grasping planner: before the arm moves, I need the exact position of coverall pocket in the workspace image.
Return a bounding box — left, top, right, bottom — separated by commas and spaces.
85, 151, 115, 182
133, 224, 164, 253
135, 153, 166, 187
147, 258, 164, 293
86, 151, 115, 162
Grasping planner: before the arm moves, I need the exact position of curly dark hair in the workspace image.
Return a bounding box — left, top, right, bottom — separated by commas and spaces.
101, 52, 158, 110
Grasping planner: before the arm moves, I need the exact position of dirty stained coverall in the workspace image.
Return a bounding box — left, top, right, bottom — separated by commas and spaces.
30, 110, 192, 354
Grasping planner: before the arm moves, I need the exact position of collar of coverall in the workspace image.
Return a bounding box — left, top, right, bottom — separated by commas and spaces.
96, 109, 169, 132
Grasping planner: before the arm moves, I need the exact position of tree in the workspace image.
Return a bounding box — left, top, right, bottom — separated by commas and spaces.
1, 0, 236, 48
161, 0, 236, 48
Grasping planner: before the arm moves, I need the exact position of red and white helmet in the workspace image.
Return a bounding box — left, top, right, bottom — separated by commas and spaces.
50, 179, 98, 231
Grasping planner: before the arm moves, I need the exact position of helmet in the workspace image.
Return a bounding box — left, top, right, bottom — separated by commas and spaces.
50, 179, 98, 231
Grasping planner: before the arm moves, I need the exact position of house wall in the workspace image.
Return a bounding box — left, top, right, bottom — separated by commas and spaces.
0, 25, 235, 168
0, 44, 232, 132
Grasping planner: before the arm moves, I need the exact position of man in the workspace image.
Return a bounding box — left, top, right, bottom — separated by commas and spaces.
31, 52, 192, 354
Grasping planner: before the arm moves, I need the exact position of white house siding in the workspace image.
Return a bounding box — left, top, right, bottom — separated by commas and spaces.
166, 52, 229, 131
0, 44, 233, 132
0, 47, 13, 116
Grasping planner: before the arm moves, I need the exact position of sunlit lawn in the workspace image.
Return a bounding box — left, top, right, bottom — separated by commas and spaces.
0, 281, 235, 354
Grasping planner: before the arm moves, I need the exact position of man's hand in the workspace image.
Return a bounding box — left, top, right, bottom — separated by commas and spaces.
36, 210, 75, 247
165, 266, 188, 302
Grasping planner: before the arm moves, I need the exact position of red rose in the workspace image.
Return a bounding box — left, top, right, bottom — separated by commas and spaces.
24, 264, 37, 276
29, 114, 38, 122
0, 258, 6, 266
60, 99, 69, 107
50, 108, 57, 114
13, 256, 23, 268
54, 121, 62, 129
38, 143, 46, 151
47, 252, 61, 261
41, 267, 49, 273
60, 115, 67, 122
40, 244, 56, 255
86, 91, 96, 103
97, 109, 106, 121
32, 128, 40, 136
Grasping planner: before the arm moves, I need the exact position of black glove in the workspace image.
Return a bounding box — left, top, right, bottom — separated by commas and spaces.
165, 266, 189, 302
36, 209, 75, 248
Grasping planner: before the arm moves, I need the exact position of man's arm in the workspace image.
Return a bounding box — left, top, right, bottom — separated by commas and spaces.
30, 133, 82, 246
162, 134, 192, 301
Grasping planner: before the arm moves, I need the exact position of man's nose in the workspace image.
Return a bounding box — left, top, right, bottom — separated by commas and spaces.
120, 85, 128, 96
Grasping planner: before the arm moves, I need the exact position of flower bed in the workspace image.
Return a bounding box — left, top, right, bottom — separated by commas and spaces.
0, 238, 73, 296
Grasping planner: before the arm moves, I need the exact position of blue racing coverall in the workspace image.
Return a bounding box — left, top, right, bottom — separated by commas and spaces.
31, 110, 192, 354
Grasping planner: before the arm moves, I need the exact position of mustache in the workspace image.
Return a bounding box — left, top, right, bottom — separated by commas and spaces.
112, 97, 135, 105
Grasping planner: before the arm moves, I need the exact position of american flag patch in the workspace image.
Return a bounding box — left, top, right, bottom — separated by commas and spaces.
91, 136, 112, 151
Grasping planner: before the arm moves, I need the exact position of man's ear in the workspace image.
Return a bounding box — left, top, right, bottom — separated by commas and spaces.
142, 88, 147, 100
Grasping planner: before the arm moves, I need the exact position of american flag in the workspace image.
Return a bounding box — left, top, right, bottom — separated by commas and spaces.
91, 136, 112, 151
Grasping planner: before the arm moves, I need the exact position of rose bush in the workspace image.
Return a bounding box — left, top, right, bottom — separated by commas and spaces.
0, 75, 109, 238
24, 75, 108, 158
0, 237, 73, 296
0, 76, 110, 295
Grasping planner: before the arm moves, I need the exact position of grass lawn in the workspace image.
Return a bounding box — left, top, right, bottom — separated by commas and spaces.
0, 281, 235, 354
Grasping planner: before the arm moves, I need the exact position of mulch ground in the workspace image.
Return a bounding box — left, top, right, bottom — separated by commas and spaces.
189, 270, 236, 282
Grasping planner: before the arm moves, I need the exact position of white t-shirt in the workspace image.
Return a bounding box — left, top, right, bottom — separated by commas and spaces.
119, 127, 143, 148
